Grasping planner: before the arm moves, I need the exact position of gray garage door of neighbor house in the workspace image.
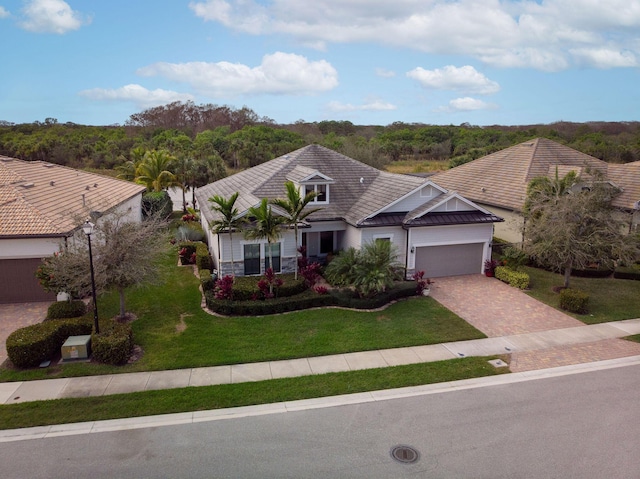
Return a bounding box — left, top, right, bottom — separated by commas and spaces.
415, 243, 484, 277
0, 258, 55, 303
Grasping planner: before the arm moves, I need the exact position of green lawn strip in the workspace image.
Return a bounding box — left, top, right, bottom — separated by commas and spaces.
0, 356, 507, 430
523, 266, 640, 324
626, 335, 640, 344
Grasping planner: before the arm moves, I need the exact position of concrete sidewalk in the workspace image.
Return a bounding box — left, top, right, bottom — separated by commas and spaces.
2, 318, 640, 405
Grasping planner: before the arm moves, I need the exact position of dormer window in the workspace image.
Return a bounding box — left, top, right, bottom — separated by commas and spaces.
287, 166, 333, 205
305, 183, 328, 203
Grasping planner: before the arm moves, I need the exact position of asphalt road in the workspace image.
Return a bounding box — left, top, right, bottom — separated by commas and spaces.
2, 364, 639, 478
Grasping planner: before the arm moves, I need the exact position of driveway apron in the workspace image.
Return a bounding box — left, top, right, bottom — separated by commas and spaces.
0, 302, 50, 365
429, 275, 583, 337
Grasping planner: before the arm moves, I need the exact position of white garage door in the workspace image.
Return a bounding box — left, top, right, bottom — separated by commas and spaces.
415, 243, 483, 277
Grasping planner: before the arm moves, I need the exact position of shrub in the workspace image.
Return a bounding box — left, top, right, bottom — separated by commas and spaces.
300, 262, 322, 287
214, 275, 234, 300
142, 191, 173, 219
175, 223, 206, 243
232, 273, 306, 301
92, 322, 134, 365
559, 288, 590, 314
500, 246, 529, 270
495, 266, 530, 289
6, 317, 92, 368
199, 269, 215, 292
314, 285, 329, 295
47, 300, 87, 320
195, 242, 212, 271
412, 270, 433, 295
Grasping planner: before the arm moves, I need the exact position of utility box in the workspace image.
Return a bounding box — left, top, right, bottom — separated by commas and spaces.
61, 335, 92, 360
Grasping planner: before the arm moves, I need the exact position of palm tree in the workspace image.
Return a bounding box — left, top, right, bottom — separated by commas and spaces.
271, 181, 319, 279
135, 149, 177, 192
208, 192, 245, 276
524, 168, 578, 218
172, 155, 195, 212
245, 198, 286, 292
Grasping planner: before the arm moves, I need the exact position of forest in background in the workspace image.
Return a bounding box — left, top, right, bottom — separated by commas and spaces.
1, 101, 639, 175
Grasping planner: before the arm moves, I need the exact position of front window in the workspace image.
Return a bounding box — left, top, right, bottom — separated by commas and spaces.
244, 244, 260, 275
265, 242, 281, 272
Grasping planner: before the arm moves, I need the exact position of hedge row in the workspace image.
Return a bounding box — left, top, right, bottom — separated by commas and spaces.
495, 266, 530, 290
6, 317, 92, 368
205, 281, 417, 316
559, 288, 590, 314
178, 241, 212, 272
6, 316, 134, 368
47, 300, 87, 320
613, 266, 640, 281
230, 275, 307, 300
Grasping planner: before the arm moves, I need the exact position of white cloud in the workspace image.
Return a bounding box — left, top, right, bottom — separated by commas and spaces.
375, 68, 396, 78
440, 97, 496, 112
78, 84, 194, 108
0, 7, 10, 19
407, 65, 500, 95
327, 99, 397, 112
19, 0, 90, 34
137, 52, 338, 96
189, 0, 640, 71
570, 48, 638, 68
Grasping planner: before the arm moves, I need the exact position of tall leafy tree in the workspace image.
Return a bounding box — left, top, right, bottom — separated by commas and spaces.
135, 149, 176, 192
208, 192, 245, 276
189, 154, 227, 208
271, 181, 319, 279
245, 199, 286, 292
38, 214, 169, 320
524, 174, 639, 288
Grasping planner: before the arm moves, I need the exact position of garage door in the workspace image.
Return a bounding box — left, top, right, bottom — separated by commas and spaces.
0, 258, 56, 304
415, 243, 483, 277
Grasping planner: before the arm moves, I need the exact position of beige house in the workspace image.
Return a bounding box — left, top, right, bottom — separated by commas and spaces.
0, 157, 146, 303
433, 138, 640, 243
196, 144, 503, 279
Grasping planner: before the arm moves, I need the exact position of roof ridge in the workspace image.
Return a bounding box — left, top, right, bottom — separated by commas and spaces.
522, 137, 541, 182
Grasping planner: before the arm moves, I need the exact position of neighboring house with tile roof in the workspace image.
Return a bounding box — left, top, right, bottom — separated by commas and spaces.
0, 156, 146, 303
195, 144, 502, 279
433, 138, 640, 243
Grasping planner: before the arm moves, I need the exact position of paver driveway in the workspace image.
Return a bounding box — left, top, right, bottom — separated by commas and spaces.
0, 302, 50, 365
428, 274, 583, 337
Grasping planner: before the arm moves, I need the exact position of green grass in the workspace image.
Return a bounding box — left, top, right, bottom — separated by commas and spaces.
524, 266, 640, 324
0, 356, 508, 430
0, 253, 485, 382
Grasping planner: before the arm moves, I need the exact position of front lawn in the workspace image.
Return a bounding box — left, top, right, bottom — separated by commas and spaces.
0, 254, 485, 382
523, 266, 640, 324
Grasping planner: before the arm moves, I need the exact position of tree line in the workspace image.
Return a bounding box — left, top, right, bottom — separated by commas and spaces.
1, 102, 639, 174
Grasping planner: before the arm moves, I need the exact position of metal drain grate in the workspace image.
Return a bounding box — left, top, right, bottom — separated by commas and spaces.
390, 445, 420, 464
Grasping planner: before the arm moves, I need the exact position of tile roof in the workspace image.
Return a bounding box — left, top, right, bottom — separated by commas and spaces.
432, 138, 639, 212
0, 156, 146, 237
196, 144, 430, 227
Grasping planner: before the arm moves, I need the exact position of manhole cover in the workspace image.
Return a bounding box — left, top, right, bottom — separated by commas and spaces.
390, 445, 420, 464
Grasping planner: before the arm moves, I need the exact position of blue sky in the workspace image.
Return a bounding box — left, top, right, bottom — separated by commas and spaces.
1, 0, 639, 126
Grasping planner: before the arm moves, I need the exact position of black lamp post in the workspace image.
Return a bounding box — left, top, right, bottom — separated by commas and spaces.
82, 220, 100, 335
